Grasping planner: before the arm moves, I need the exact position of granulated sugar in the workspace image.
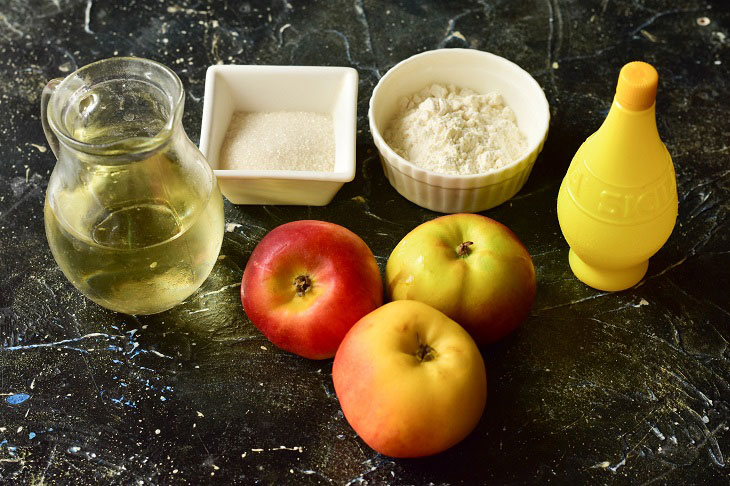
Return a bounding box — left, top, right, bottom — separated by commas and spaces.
219, 111, 335, 171
384, 84, 527, 175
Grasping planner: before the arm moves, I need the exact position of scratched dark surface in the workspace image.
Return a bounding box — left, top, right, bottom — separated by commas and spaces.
1, 0, 729, 484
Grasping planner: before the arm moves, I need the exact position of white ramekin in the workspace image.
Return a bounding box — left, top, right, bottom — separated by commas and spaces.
199, 65, 358, 205
369, 48, 550, 213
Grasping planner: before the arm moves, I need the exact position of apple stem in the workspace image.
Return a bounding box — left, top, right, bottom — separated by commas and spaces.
293, 275, 313, 297
415, 343, 436, 362
456, 241, 474, 257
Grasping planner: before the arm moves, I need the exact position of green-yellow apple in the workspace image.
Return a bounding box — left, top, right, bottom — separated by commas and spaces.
241, 220, 383, 359
386, 214, 536, 345
333, 300, 487, 458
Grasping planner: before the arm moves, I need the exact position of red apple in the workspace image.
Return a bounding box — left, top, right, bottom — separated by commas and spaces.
241, 220, 383, 359
386, 214, 536, 344
333, 300, 487, 458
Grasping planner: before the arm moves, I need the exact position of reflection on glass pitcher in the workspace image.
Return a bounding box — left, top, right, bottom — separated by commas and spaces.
42, 57, 224, 315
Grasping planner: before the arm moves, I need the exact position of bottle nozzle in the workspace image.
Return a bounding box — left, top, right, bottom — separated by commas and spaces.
615, 61, 658, 111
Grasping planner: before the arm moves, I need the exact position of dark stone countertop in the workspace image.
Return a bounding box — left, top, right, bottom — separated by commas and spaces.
1, 0, 729, 484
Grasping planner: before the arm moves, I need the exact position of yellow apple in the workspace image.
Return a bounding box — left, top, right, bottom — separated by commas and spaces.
386, 214, 536, 344
332, 300, 487, 458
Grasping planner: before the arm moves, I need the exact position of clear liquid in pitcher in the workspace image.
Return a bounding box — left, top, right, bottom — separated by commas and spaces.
44, 153, 224, 315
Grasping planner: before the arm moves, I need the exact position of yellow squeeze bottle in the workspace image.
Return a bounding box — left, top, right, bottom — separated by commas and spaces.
557, 61, 678, 291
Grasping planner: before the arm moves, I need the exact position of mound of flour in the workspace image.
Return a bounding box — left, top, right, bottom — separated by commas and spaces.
384, 83, 527, 175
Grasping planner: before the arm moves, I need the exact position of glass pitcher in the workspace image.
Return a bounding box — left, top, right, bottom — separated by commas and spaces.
42, 57, 224, 315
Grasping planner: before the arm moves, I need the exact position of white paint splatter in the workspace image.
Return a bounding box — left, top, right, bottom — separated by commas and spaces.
0, 13, 24, 37
272, 445, 303, 452
199, 282, 240, 298
632, 298, 650, 307
4, 332, 123, 352
84, 0, 94, 34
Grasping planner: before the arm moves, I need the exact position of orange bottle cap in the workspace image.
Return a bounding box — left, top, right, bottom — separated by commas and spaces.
615, 61, 658, 111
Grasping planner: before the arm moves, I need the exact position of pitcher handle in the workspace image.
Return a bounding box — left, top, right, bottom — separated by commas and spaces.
41, 78, 63, 158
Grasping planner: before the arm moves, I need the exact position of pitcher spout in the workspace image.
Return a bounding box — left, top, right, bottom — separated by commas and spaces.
42, 57, 185, 161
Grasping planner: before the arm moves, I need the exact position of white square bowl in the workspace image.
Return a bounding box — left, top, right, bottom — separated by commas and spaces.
199, 65, 358, 205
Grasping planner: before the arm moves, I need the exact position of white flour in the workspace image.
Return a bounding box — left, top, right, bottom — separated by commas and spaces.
384, 83, 527, 175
